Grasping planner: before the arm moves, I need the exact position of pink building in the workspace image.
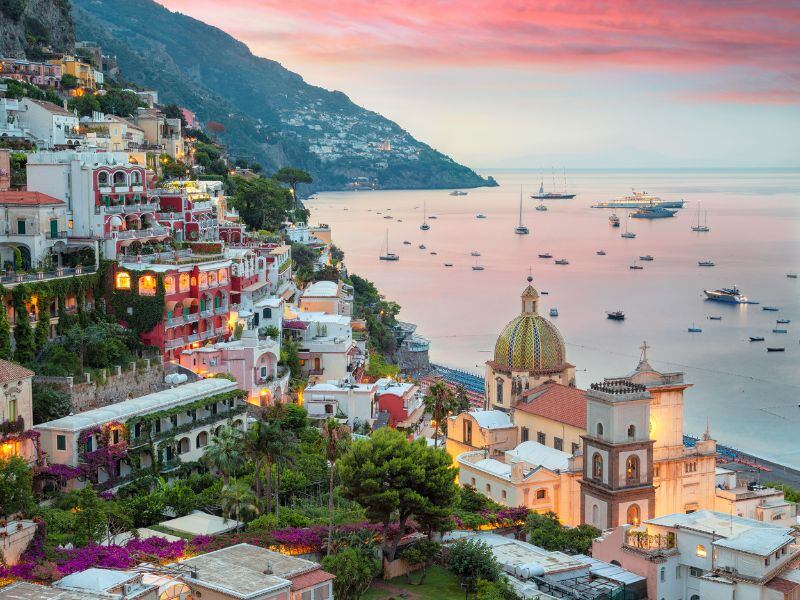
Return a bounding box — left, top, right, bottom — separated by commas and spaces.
0, 58, 62, 87
375, 379, 424, 429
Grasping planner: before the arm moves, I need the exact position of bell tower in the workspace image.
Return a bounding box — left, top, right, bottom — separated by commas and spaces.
579, 379, 656, 530
521, 274, 539, 315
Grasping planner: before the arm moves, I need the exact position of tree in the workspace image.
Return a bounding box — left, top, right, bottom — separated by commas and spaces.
338, 428, 457, 560
13, 313, 35, 364
162, 103, 187, 127
230, 176, 293, 232
206, 121, 226, 140
72, 485, 107, 546
0, 457, 34, 516
445, 538, 501, 592
0, 303, 11, 360
524, 511, 600, 555
202, 426, 245, 484
32, 384, 71, 424
60, 74, 79, 89
219, 479, 258, 525
273, 167, 313, 205
321, 547, 379, 600
398, 540, 440, 584
34, 306, 50, 354
424, 381, 456, 448
321, 418, 350, 553
98, 89, 145, 117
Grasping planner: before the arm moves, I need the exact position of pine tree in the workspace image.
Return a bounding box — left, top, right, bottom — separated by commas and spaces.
13, 315, 35, 364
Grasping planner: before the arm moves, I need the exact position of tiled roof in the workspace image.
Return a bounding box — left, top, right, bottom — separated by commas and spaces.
0, 359, 34, 384
0, 191, 64, 206
516, 381, 586, 429
289, 569, 334, 591
766, 577, 800, 593
26, 98, 74, 116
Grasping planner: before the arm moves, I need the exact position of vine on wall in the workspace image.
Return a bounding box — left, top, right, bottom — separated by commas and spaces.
107, 271, 166, 335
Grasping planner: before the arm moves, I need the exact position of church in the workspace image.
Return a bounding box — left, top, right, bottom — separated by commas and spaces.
447, 277, 791, 530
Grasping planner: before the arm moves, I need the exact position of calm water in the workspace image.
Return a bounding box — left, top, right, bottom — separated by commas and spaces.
307, 170, 800, 468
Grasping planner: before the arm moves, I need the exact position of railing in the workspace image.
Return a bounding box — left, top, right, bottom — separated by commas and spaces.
123, 202, 160, 213
0, 265, 96, 286
127, 249, 192, 264
200, 330, 215, 340
105, 205, 125, 214
165, 337, 185, 349
214, 305, 228, 315
45, 231, 69, 239
184, 313, 200, 324
190, 201, 213, 211
186, 334, 199, 343
114, 226, 170, 240
157, 212, 181, 220
114, 185, 130, 193
624, 531, 676, 551
166, 316, 184, 327
200, 309, 213, 318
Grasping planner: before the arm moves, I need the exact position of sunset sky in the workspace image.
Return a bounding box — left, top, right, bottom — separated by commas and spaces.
157, 0, 799, 169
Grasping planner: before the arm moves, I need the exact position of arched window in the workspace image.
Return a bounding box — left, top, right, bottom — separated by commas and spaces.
196, 431, 208, 449
628, 424, 636, 439
139, 275, 157, 296
179, 273, 190, 292
535, 489, 547, 500
596, 422, 604, 437
113, 170, 127, 186
627, 503, 640, 525
115, 271, 131, 290
610, 560, 621, 566
131, 170, 142, 185
98, 171, 109, 186
164, 276, 175, 295
626, 455, 640, 483
592, 453, 603, 480
496, 380, 504, 404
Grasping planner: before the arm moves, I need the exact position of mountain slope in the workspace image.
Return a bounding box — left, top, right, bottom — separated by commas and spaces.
71, 0, 492, 190
0, 0, 74, 59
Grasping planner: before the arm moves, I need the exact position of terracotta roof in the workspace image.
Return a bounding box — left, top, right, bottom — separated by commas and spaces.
766, 577, 800, 593
0, 191, 65, 206
288, 569, 334, 591
516, 381, 587, 429
0, 359, 35, 384
26, 98, 74, 117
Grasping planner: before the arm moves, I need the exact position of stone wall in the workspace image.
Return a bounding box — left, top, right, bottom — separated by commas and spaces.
396, 346, 431, 376
33, 359, 167, 413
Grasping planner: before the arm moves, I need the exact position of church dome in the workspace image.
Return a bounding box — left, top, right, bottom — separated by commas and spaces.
493, 279, 566, 372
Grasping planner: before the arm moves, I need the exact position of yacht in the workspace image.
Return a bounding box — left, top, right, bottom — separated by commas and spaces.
549, 308, 559, 317
592, 190, 686, 209
621, 216, 636, 238
688, 325, 703, 333
420, 201, 430, 231
763, 306, 779, 312
597, 250, 607, 256
476, 213, 487, 219
606, 310, 625, 321
514, 186, 530, 235
767, 347, 785, 352
698, 260, 715, 267
704, 286, 747, 303
788, 273, 798, 279
639, 255, 654, 261
631, 206, 677, 219
773, 328, 788, 334
691, 202, 710, 232
708, 316, 722, 321
379, 229, 399, 261
450, 190, 468, 196
609, 214, 620, 227
535, 204, 548, 211
749, 336, 765, 342
538, 252, 553, 258
531, 168, 576, 200
554, 258, 570, 265
472, 263, 485, 271
470, 251, 482, 257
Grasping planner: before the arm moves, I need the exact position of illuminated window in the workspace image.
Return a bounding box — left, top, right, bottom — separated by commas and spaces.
627, 503, 640, 525
8, 398, 17, 421
115, 271, 131, 290
218, 268, 228, 282
179, 273, 190, 292
626, 455, 640, 483
164, 276, 175, 295
139, 275, 157, 296
199, 272, 208, 287
0, 440, 18, 459
696, 544, 707, 558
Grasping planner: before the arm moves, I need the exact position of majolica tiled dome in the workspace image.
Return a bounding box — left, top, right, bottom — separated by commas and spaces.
493, 280, 566, 371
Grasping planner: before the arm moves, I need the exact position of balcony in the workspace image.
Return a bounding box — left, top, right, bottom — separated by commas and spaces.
105, 205, 125, 214
200, 309, 213, 318
45, 230, 69, 239
0, 265, 96, 286
186, 334, 199, 343
99, 185, 112, 194
167, 315, 184, 327
123, 202, 160, 214
184, 313, 200, 324
165, 337, 185, 349
190, 200, 213, 211
114, 185, 130, 193
114, 226, 170, 240
214, 305, 228, 315
624, 530, 676, 554
131, 185, 144, 192
199, 329, 215, 340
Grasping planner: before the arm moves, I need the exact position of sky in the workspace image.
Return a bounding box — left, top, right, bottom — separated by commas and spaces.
156, 0, 800, 169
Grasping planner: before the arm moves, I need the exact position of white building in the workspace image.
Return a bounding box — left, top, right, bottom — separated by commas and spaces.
35, 379, 248, 490
593, 510, 800, 600
298, 280, 353, 316
304, 380, 378, 427
0, 191, 69, 270
285, 310, 356, 384
17, 98, 80, 149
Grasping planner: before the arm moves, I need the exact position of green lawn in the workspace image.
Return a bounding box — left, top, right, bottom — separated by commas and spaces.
362, 566, 464, 600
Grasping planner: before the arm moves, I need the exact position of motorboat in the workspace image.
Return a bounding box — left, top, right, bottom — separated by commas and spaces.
429, 215, 438, 220
419, 244, 426, 250
535, 204, 548, 211
450, 190, 468, 196
609, 214, 620, 227
698, 260, 715, 267
403, 240, 411, 245
777, 319, 791, 324
384, 215, 393, 219
749, 336, 765, 342
472, 265, 485, 271
607, 311, 625, 321
788, 273, 798, 279
688, 325, 702, 333
592, 190, 685, 209
708, 316, 722, 321
630, 261, 643, 270
470, 251, 482, 257
763, 306, 779, 312
631, 206, 677, 219
549, 308, 559, 317
444, 263, 453, 267
540, 291, 549, 295
704, 286, 747, 304
639, 255, 654, 261
596, 250, 606, 255
430, 251, 438, 255
476, 213, 487, 219
772, 329, 788, 334
554, 258, 570, 265
767, 347, 785, 352
538, 252, 553, 259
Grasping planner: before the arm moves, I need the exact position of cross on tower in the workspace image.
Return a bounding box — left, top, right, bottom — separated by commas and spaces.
639, 340, 650, 362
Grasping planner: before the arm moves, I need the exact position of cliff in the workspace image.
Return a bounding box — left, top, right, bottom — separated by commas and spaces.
0, 0, 74, 59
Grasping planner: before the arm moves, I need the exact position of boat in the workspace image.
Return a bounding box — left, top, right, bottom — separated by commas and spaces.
631, 206, 677, 219
607, 311, 625, 321
538, 253, 553, 258
629, 260, 643, 270
708, 316, 722, 320
418, 244, 426, 250
540, 291, 549, 295
397, 219, 403, 222
535, 204, 548, 211
688, 325, 702, 333
383, 215, 393, 219
472, 263, 485, 271
749, 336, 765, 342
691, 202, 710, 232
403, 240, 411, 245
514, 186, 530, 235
444, 263, 453, 267
554, 258, 569, 265
592, 190, 686, 209
772, 329, 788, 334
549, 308, 559, 317
609, 214, 621, 227
420, 201, 430, 231
429, 215, 438, 220
470, 251, 482, 257
379, 229, 399, 261
763, 306, 779, 312
476, 213, 487, 219
788, 273, 798, 279
621, 216, 636, 238
597, 250, 606, 256
704, 286, 747, 303
450, 190, 468, 196
698, 260, 715, 267
639, 255, 654, 261
777, 319, 791, 324
767, 347, 785, 352
531, 168, 577, 199
430, 251, 437, 255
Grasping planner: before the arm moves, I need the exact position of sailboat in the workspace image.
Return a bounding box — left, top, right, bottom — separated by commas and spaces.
379, 229, 399, 261
691, 202, 710, 232
621, 215, 636, 238
420, 201, 430, 231
531, 167, 576, 199
515, 186, 529, 235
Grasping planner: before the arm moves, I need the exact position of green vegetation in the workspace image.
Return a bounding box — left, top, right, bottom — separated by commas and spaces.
362, 566, 465, 600
230, 175, 294, 232
322, 546, 380, 600
350, 274, 400, 357
1, 77, 62, 105
524, 511, 600, 555
445, 538, 502, 591
68, 88, 146, 117
274, 167, 313, 203
0, 457, 35, 516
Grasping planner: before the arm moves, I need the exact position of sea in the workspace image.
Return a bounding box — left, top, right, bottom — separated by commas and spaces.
306, 169, 800, 469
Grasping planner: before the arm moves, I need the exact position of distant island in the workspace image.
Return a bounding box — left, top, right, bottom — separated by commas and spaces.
71, 0, 495, 191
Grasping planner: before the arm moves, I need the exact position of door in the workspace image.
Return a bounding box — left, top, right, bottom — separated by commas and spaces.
50, 219, 58, 238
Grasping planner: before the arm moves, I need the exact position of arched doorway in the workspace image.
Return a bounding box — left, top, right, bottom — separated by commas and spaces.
627, 503, 640, 526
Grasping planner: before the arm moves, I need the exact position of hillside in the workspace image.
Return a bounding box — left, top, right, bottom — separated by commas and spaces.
71, 0, 494, 190
0, 0, 74, 59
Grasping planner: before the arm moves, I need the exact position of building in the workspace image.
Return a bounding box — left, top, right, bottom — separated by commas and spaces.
17, 99, 80, 149
303, 380, 378, 427
0, 359, 35, 462
715, 467, 797, 528
0, 86, 26, 143
133, 108, 184, 160
485, 279, 575, 411
113, 259, 233, 361
53, 568, 158, 600
514, 381, 585, 456
35, 378, 247, 490
153, 181, 219, 242
298, 279, 353, 316
177, 543, 334, 600
593, 510, 800, 600
179, 331, 288, 406
0, 58, 62, 87
80, 112, 147, 155
54, 56, 97, 89
284, 310, 357, 384
375, 379, 423, 430
446, 410, 519, 459
0, 190, 69, 270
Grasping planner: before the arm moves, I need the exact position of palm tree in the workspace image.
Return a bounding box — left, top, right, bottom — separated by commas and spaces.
219, 478, 258, 526
321, 418, 350, 553
243, 421, 271, 501
423, 381, 455, 449
202, 426, 244, 485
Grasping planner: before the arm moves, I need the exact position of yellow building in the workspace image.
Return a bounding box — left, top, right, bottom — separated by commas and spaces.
446, 410, 518, 460
514, 381, 586, 456
54, 55, 95, 89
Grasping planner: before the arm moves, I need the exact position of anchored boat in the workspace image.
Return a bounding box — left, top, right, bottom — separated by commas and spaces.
704, 286, 747, 304
607, 310, 625, 321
